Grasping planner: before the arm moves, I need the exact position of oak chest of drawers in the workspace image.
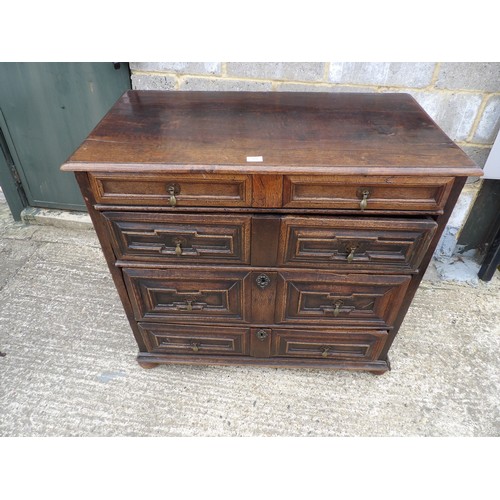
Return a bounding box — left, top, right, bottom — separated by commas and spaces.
62, 90, 482, 374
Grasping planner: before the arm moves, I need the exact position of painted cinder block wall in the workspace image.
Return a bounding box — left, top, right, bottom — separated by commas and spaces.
129, 62, 500, 257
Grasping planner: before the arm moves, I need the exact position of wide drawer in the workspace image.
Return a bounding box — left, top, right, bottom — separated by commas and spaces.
282, 175, 454, 212
272, 329, 388, 361
278, 216, 437, 271
89, 172, 252, 207
138, 322, 249, 356
123, 268, 251, 323
102, 212, 251, 265
275, 270, 411, 328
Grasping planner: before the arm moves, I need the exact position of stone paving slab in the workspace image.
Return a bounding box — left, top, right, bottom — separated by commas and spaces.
0, 238, 42, 290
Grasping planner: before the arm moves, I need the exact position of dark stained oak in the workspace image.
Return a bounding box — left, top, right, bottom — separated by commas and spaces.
101, 211, 252, 265
89, 172, 252, 207
378, 176, 469, 360
62, 91, 480, 176
282, 175, 454, 211
252, 174, 283, 208
277, 216, 437, 272
63, 91, 483, 374
274, 271, 411, 328
135, 352, 390, 374
74, 172, 148, 353
272, 329, 388, 361
137, 361, 160, 369
138, 322, 250, 356
122, 267, 252, 324
250, 216, 281, 267
249, 328, 272, 358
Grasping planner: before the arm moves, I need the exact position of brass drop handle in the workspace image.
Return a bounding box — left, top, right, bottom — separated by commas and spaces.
186, 300, 193, 311
191, 343, 200, 352
321, 347, 330, 358
333, 300, 343, 317
168, 185, 177, 206
359, 189, 370, 211
167, 183, 180, 207
174, 239, 182, 256
347, 246, 356, 263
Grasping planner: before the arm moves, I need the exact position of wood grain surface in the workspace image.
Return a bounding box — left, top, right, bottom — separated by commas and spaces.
62, 91, 481, 177
65, 92, 479, 374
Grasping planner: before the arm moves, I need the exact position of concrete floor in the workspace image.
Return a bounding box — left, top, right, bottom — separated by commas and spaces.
0, 195, 499, 436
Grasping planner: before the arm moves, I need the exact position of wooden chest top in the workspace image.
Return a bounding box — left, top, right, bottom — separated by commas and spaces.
61, 91, 481, 177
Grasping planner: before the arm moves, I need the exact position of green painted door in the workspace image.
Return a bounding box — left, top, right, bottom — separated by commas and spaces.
0, 62, 131, 217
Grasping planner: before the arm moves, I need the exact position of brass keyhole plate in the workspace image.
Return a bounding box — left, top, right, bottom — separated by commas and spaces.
256, 329, 268, 341
256, 274, 271, 289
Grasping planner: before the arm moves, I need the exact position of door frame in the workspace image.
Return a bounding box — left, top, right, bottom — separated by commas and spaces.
0, 107, 28, 220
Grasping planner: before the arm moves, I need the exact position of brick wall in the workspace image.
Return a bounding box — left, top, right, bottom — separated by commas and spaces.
129, 62, 500, 256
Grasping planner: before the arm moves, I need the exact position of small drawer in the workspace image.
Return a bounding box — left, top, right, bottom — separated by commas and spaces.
123, 268, 251, 323
89, 172, 252, 207
138, 322, 250, 356
283, 175, 454, 212
278, 216, 437, 272
102, 212, 251, 265
272, 329, 387, 361
275, 270, 411, 328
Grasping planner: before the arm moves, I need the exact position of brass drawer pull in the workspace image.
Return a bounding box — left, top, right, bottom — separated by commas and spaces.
168, 186, 177, 206
359, 189, 370, 211
333, 300, 343, 317
347, 246, 356, 263
321, 346, 330, 358
183, 293, 204, 312
174, 239, 183, 256
167, 183, 180, 206
191, 342, 200, 352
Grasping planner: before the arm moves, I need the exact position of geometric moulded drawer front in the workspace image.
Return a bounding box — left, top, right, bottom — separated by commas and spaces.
89, 172, 252, 207
102, 212, 251, 265
138, 322, 250, 356
123, 268, 251, 323
275, 271, 411, 328
272, 329, 388, 361
278, 216, 437, 272
62, 91, 483, 373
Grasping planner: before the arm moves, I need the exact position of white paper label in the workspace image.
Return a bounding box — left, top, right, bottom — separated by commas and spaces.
246, 156, 263, 162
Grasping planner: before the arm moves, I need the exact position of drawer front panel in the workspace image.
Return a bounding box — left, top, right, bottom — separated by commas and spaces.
138, 322, 249, 356
283, 175, 454, 211
123, 268, 251, 323
90, 173, 252, 207
278, 216, 437, 271
275, 271, 411, 328
272, 329, 388, 361
102, 212, 251, 265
